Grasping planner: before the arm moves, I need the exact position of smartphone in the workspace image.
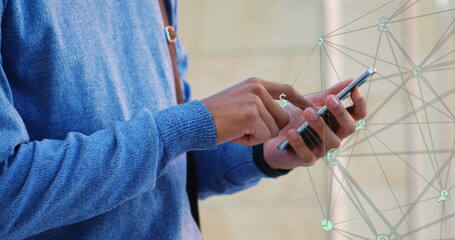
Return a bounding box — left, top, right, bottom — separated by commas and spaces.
277, 67, 376, 152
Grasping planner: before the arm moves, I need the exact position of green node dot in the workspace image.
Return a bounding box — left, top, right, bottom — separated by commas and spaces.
437, 189, 450, 203
376, 235, 389, 240
320, 219, 333, 231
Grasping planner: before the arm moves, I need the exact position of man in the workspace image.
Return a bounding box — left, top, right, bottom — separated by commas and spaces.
0, 0, 366, 239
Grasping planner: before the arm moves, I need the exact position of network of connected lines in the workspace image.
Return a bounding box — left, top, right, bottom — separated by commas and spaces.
281, 1, 455, 239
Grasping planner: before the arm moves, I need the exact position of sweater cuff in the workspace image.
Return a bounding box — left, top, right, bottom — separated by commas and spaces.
154, 100, 217, 160
252, 144, 291, 178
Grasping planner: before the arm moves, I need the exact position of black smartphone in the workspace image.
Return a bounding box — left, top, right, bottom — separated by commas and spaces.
277, 68, 376, 152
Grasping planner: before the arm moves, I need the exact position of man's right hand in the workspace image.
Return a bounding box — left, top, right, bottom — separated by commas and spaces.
202, 78, 311, 146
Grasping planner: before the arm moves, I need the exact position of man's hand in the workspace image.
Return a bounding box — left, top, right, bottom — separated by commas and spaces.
263, 79, 367, 169
202, 78, 312, 146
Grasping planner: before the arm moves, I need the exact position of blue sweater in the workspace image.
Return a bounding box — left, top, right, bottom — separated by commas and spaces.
0, 0, 267, 239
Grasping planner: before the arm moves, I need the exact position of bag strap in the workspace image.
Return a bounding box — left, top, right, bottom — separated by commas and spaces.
157, 0, 201, 229
157, 0, 184, 104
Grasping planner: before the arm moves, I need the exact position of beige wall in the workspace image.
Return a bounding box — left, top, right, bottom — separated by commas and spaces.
179, 1, 455, 239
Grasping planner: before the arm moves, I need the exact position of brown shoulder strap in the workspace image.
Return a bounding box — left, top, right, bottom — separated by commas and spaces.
157, 0, 201, 229
157, 0, 184, 104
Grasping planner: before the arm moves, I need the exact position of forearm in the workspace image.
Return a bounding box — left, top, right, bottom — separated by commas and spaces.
0, 100, 216, 239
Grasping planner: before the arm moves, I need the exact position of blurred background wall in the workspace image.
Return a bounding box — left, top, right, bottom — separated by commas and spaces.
178, 0, 455, 239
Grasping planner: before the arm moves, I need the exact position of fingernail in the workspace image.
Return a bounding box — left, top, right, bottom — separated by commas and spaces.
328, 96, 339, 108
357, 92, 364, 101
289, 130, 299, 141
306, 109, 319, 122
304, 159, 315, 165
354, 88, 363, 101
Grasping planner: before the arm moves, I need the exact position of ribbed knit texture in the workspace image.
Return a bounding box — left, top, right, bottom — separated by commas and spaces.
0, 0, 265, 239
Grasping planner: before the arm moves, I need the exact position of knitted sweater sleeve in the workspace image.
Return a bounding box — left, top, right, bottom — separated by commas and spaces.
193, 143, 267, 199
0, 66, 216, 239
173, 38, 269, 200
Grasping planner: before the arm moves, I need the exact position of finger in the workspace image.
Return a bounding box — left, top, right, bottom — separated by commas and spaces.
307, 79, 353, 106
255, 86, 290, 129
286, 95, 315, 112
304, 108, 341, 151
348, 87, 367, 120
234, 115, 272, 146
325, 95, 356, 139
251, 116, 273, 144
258, 79, 314, 112
256, 98, 281, 138
287, 129, 316, 166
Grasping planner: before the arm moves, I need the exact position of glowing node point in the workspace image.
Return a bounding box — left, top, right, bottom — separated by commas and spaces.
325, 148, 339, 166
376, 235, 389, 240
355, 119, 367, 131
320, 219, 333, 231
278, 93, 287, 108
413, 66, 422, 79
378, 17, 389, 31
437, 189, 450, 202
316, 32, 324, 46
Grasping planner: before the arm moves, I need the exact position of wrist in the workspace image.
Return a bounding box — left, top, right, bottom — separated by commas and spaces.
252, 144, 291, 178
